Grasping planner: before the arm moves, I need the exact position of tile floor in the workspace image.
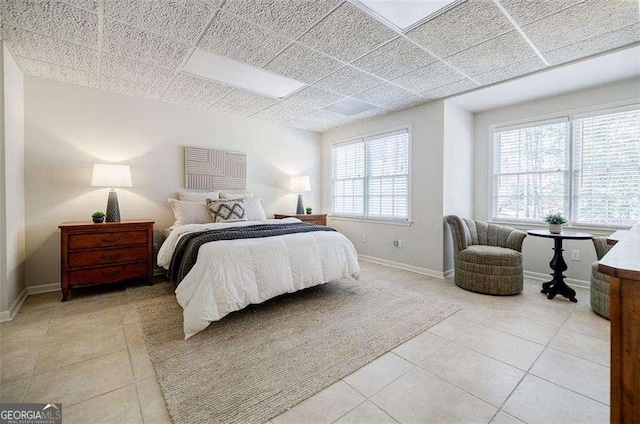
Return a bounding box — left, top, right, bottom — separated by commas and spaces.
0, 261, 611, 424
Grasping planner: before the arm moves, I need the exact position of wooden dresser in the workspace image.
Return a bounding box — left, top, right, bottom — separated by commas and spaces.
274, 213, 327, 226
59, 220, 154, 301
599, 223, 639, 424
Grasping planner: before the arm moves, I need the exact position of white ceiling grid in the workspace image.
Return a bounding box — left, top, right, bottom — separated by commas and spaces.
0, 0, 638, 133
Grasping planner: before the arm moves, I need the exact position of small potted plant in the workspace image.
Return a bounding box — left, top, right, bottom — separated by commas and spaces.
543, 212, 567, 234
92, 211, 105, 224
305, 207, 313, 215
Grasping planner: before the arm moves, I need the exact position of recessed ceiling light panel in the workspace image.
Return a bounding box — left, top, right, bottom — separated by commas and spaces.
183, 49, 306, 98
356, 0, 458, 30
323, 98, 377, 116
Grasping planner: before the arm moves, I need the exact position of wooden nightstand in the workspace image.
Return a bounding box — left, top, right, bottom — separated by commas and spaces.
274, 214, 327, 226
59, 220, 154, 301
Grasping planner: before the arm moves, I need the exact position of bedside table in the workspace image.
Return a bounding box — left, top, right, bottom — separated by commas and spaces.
274, 214, 327, 226
59, 220, 154, 301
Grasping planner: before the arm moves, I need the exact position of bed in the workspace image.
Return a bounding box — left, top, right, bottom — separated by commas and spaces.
158, 218, 360, 339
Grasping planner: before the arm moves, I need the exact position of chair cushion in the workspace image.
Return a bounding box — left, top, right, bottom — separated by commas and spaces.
458, 245, 522, 266
591, 261, 610, 284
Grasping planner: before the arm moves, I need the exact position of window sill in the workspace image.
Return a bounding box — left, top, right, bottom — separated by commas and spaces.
489, 220, 629, 236
329, 215, 414, 227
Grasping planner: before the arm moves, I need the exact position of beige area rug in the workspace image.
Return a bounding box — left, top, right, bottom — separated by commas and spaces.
127, 278, 460, 424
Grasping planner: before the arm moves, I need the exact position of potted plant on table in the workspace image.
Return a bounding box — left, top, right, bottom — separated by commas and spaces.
305, 207, 313, 215
543, 212, 567, 234
92, 211, 105, 224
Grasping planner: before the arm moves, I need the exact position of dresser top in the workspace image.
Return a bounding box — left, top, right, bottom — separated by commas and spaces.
59, 219, 154, 229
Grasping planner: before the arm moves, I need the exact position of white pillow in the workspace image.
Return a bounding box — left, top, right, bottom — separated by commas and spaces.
178, 190, 221, 202
168, 198, 213, 227
220, 191, 254, 200
242, 198, 267, 221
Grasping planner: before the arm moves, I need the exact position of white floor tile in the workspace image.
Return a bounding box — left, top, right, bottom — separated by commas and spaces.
343, 352, 413, 397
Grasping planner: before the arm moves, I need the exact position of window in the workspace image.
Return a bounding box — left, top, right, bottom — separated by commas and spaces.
332, 128, 410, 220
492, 105, 640, 227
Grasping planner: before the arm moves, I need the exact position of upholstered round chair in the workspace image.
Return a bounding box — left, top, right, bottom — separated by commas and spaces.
444, 215, 527, 295
591, 237, 612, 319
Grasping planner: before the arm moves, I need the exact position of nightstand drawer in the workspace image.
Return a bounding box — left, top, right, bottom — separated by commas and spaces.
68, 262, 148, 285
306, 219, 325, 226
68, 230, 148, 250
68, 246, 149, 268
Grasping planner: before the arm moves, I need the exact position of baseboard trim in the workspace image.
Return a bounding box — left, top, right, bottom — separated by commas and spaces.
27, 283, 61, 295
443, 269, 454, 279
359, 255, 445, 279
0, 287, 28, 322
523, 271, 590, 289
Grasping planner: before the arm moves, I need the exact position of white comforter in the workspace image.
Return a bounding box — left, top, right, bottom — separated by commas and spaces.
158, 219, 360, 339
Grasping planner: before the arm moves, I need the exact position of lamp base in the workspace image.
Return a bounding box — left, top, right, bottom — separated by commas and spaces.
106, 190, 121, 222
296, 194, 304, 215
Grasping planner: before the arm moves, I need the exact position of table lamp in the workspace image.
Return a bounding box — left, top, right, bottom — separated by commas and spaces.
290, 175, 311, 215
91, 164, 133, 222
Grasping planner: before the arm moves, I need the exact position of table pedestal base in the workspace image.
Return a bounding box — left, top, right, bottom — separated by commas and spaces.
540, 238, 577, 303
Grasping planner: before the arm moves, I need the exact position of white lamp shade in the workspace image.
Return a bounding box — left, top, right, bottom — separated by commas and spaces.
91, 164, 133, 187
289, 175, 311, 192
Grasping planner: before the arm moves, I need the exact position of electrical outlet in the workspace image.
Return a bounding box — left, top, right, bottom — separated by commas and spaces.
393, 239, 403, 248
571, 250, 580, 261
361, 234, 367, 243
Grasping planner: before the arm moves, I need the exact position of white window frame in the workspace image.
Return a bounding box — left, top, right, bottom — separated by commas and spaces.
331, 125, 412, 225
489, 100, 640, 230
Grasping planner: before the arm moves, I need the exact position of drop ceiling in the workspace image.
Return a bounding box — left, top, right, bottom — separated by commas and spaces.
1, 0, 638, 132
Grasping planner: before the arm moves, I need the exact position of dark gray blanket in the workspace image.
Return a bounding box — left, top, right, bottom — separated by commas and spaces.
168, 223, 337, 284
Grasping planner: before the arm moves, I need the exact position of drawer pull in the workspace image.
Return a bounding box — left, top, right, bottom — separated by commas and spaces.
100, 236, 121, 243
100, 253, 121, 260
102, 270, 120, 277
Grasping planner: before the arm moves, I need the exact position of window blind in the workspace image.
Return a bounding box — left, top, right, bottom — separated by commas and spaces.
332, 129, 410, 220
492, 120, 569, 221
572, 108, 640, 226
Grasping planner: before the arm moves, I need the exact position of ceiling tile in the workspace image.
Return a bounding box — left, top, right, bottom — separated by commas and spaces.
2, 25, 99, 72
351, 37, 437, 80
198, 11, 290, 67
17, 56, 98, 87
406, 0, 512, 58
545, 24, 640, 66
263, 43, 343, 84
298, 3, 397, 62
250, 102, 317, 123
1, 0, 98, 48
423, 79, 478, 99
391, 61, 464, 93
282, 86, 345, 108
100, 75, 163, 100
103, 19, 191, 70
101, 53, 174, 87
384, 96, 426, 112
445, 30, 537, 76
104, 0, 216, 44
296, 109, 343, 124
500, 0, 585, 26
474, 56, 546, 85
61, 0, 98, 12
210, 89, 278, 116
283, 118, 322, 131
351, 82, 415, 107
522, 0, 639, 53
351, 107, 389, 120
313, 66, 384, 96
163, 74, 232, 109
223, 0, 341, 39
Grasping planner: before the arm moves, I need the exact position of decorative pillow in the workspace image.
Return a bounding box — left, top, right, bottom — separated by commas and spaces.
220, 191, 254, 200
178, 190, 221, 202
242, 198, 267, 221
168, 198, 213, 227
206, 199, 247, 222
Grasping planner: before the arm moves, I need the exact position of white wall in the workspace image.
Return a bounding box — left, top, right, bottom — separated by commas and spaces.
321, 100, 448, 276
472, 77, 640, 284
442, 101, 474, 273
1, 44, 26, 317
24, 77, 322, 289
